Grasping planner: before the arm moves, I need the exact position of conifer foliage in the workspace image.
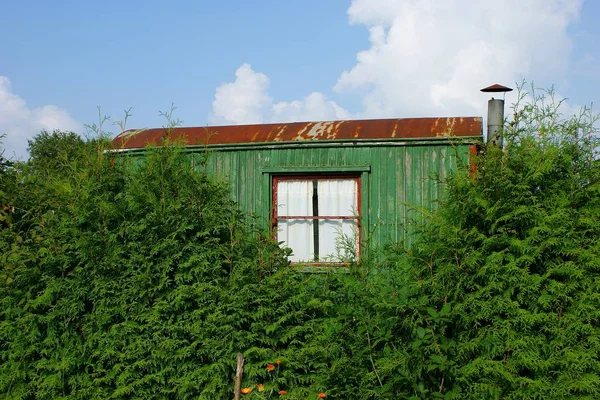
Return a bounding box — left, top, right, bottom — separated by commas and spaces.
0, 136, 382, 399
397, 88, 600, 399
1, 87, 599, 399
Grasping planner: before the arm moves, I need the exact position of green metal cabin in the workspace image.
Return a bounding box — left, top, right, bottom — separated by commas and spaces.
112, 117, 482, 264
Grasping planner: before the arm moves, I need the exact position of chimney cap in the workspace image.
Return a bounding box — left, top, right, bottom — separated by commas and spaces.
481, 84, 513, 93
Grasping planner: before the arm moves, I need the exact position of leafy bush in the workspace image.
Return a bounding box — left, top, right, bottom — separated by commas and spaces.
393, 87, 600, 399
0, 136, 399, 399
1, 86, 598, 399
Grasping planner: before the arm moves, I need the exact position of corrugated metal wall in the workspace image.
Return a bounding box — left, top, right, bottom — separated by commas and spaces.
190, 141, 471, 250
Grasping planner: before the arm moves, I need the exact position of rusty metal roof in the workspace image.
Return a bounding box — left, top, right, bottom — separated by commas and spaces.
112, 117, 482, 149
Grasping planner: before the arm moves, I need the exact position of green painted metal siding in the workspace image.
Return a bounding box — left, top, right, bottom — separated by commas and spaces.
196, 140, 472, 249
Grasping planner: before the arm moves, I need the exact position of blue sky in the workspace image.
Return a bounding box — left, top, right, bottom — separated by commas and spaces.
1, 0, 599, 158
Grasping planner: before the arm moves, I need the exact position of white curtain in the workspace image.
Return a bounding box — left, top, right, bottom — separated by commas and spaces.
277, 180, 313, 262
277, 179, 358, 263
318, 180, 358, 261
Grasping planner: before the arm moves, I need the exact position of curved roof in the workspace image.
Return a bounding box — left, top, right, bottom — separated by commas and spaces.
112, 117, 482, 150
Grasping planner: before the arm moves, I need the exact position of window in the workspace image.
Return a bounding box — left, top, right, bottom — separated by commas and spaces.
272, 176, 360, 264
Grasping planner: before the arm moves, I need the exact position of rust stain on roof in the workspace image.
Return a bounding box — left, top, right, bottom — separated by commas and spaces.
390, 122, 398, 138
112, 117, 483, 150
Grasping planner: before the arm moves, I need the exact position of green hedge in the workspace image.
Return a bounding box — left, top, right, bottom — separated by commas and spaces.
1, 89, 599, 399
393, 91, 600, 399
0, 138, 400, 399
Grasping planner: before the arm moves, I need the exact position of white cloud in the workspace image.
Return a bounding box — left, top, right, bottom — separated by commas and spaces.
272, 92, 350, 122
211, 64, 273, 124
211, 0, 583, 126
211, 64, 349, 125
0, 76, 81, 160
337, 0, 582, 118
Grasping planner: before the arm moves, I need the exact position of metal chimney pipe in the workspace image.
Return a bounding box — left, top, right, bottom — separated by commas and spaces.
487, 98, 504, 146
480, 84, 513, 146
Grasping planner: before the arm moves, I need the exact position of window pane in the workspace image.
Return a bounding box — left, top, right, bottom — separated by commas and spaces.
318, 219, 358, 262
277, 180, 312, 217
275, 177, 360, 264
277, 219, 315, 262
318, 180, 357, 217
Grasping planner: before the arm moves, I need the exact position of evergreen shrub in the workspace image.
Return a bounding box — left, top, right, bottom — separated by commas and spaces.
393, 87, 600, 399
0, 136, 395, 399
1, 86, 598, 399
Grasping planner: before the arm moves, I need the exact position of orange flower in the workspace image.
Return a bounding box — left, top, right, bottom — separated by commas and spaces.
241, 387, 253, 394
257, 384, 264, 392
318, 393, 327, 398
267, 363, 275, 372
278, 390, 287, 395
276, 359, 281, 365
